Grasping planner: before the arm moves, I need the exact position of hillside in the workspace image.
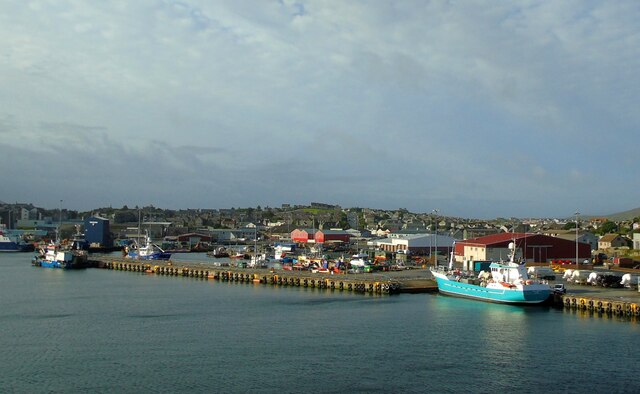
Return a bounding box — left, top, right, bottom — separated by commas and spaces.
604, 207, 640, 222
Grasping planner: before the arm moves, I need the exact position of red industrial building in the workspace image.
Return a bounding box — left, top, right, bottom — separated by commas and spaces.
291, 228, 315, 243
314, 230, 351, 244
454, 233, 591, 264
176, 233, 214, 243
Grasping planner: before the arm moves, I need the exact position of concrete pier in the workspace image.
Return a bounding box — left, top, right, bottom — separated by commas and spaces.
87, 257, 640, 322
559, 293, 640, 318
94, 258, 440, 294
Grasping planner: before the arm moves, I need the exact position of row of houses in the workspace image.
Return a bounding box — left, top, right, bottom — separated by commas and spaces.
47, 214, 637, 266
289, 228, 592, 264
286, 227, 638, 264
291, 229, 640, 265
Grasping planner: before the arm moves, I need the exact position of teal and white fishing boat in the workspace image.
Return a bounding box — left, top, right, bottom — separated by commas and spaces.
431, 242, 551, 304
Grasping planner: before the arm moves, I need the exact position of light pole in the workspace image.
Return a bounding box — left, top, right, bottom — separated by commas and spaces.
432, 209, 439, 268
57, 199, 63, 243
575, 210, 580, 268
429, 214, 433, 261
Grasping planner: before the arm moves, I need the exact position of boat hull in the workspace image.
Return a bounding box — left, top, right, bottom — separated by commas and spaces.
0, 242, 34, 252
127, 251, 171, 260
433, 274, 550, 304
35, 259, 84, 269
38, 260, 64, 268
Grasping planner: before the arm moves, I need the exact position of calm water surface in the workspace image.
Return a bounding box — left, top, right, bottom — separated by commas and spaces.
1, 253, 638, 393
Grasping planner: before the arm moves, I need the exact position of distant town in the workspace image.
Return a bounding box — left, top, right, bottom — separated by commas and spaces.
2, 201, 639, 264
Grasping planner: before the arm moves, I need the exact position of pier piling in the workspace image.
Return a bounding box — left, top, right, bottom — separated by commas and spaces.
92, 258, 411, 295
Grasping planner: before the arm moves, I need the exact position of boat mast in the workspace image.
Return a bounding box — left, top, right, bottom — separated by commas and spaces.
137, 208, 141, 247
254, 224, 258, 265
57, 199, 62, 244
509, 225, 517, 264
448, 241, 455, 270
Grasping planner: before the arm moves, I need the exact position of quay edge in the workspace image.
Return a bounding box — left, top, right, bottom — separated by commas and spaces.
91, 258, 437, 295
53, 258, 640, 322
558, 293, 640, 318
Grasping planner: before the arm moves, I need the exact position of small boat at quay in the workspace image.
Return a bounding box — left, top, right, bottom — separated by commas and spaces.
0, 225, 34, 252
431, 242, 551, 304
125, 233, 171, 260
33, 242, 88, 269
208, 246, 230, 258
349, 252, 370, 268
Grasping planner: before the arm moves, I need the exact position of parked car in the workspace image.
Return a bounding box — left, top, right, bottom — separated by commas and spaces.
552, 284, 566, 294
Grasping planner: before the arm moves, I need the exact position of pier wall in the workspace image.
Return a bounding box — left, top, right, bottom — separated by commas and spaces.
88, 258, 640, 323
558, 293, 640, 318
98, 259, 406, 295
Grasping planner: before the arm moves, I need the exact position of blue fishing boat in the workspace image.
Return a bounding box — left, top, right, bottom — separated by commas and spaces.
125, 233, 171, 260
33, 242, 88, 269
431, 243, 551, 304
0, 225, 34, 252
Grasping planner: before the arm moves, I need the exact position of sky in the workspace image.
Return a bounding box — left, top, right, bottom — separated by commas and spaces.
1, 1, 639, 219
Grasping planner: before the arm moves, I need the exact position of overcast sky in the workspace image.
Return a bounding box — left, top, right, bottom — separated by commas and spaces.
1, 1, 638, 219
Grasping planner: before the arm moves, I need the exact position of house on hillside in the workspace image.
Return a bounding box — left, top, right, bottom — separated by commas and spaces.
546, 229, 599, 251
598, 234, 628, 249
462, 227, 500, 240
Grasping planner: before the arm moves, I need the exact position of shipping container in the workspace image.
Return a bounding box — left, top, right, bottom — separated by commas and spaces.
614, 257, 634, 268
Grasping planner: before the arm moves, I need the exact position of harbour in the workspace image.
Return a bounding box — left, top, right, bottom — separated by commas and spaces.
0, 254, 638, 392
2, 252, 640, 392
65, 253, 640, 322
5, 0, 640, 391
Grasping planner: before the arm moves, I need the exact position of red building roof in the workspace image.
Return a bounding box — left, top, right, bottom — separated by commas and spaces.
456, 232, 590, 261
461, 232, 530, 247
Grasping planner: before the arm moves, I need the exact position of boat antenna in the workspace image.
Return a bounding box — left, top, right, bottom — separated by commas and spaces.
448, 241, 455, 270
137, 208, 141, 247
254, 224, 258, 267
508, 223, 516, 263
57, 199, 63, 244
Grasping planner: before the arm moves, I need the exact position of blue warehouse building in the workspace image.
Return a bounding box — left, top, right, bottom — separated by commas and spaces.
84, 216, 113, 248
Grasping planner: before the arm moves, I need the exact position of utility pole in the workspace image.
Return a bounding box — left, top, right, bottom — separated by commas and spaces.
575, 210, 580, 268
433, 209, 439, 268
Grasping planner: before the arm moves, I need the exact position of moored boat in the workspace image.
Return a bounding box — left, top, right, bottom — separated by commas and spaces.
348, 252, 370, 268
431, 243, 551, 304
208, 246, 230, 258
125, 233, 171, 260
33, 242, 88, 269
0, 225, 34, 252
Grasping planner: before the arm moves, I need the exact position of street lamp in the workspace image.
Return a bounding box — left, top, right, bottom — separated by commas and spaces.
575, 210, 580, 268
432, 209, 439, 268
429, 214, 433, 261
58, 199, 63, 243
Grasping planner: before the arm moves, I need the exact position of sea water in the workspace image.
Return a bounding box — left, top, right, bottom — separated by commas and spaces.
1, 253, 638, 393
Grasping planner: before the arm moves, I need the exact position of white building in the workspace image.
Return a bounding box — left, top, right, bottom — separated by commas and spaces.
372, 233, 457, 255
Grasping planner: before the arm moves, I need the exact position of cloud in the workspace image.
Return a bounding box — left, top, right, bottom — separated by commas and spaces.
1, 1, 639, 218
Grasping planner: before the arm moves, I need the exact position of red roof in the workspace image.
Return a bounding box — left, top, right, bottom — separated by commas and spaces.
456, 232, 591, 261
460, 232, 530, 247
